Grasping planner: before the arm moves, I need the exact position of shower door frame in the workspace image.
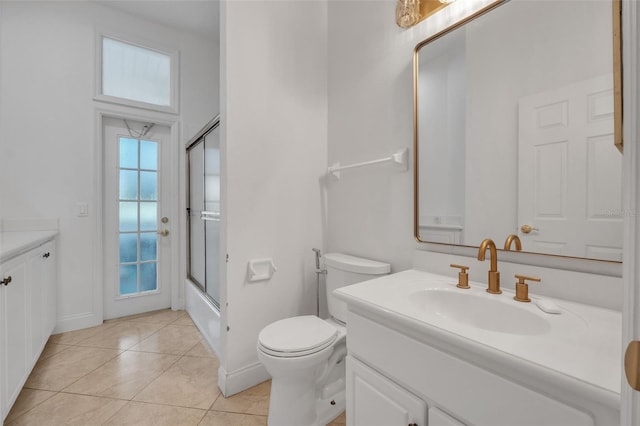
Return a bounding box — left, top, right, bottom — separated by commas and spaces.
185, 116, 222, 308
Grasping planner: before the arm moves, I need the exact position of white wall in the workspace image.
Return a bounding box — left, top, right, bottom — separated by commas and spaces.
219, 0, 328, 394
0, 1, 218, 332
327, 0, 411, 269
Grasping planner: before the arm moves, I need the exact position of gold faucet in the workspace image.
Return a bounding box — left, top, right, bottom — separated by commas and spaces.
478, 239, 501, 294
504, 234, 522, 251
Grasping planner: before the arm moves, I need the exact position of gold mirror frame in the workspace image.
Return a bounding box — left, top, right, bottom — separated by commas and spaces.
413, 0, 623, 262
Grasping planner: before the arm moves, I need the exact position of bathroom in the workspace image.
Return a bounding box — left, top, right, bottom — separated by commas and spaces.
0, 0, 639, 424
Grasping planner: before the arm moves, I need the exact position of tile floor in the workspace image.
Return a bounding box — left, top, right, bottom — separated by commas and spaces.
4, 309, 346, 426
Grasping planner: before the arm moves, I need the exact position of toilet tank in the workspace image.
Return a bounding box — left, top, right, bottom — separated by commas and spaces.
323, 253, 390, 323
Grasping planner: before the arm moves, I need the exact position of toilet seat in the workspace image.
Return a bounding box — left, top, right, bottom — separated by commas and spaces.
258, 315, 338, 358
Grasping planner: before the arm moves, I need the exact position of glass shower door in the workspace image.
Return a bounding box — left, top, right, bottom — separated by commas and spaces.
203, 132, 220, 304
188, 141, 206, 287
187, 119, 221, 308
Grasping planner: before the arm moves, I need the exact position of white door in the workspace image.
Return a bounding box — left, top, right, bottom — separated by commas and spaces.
518, 75, 623, 260
103, 117, 173, 319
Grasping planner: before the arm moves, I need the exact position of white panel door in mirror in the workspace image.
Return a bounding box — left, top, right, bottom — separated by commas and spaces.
518, 75, 622, 261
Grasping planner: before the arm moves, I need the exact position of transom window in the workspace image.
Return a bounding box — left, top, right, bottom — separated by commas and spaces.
98, 35, 177, 113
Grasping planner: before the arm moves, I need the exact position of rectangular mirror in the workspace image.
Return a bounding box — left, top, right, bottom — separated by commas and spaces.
414, 0, 623, 262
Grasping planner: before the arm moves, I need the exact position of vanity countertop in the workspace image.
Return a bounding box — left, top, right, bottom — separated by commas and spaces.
0, 230, 58, 263
335, 269, 621, 401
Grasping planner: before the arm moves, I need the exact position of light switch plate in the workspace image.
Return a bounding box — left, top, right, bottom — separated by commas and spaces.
77, 202, 88, 217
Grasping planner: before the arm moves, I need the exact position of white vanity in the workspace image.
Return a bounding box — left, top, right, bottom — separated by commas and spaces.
335, 270, 620, 426
0, 230, 58, 422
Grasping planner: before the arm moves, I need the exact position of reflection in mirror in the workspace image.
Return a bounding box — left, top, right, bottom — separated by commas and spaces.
414, 0, 622, 262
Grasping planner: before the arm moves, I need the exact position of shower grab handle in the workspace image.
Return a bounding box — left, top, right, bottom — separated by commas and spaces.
201, 211, 220, 222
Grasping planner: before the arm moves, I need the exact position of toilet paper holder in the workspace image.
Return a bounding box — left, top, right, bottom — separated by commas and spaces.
247, 258, 278, 282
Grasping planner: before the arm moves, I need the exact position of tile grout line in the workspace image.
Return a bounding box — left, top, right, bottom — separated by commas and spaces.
18, 316, 179, 425
3, 389, 59, 425
125, 348, 184, 403
57, 319, 179, 402
7, 311, 241, 425
87, 313, 189, 425
23, 319, 173, 397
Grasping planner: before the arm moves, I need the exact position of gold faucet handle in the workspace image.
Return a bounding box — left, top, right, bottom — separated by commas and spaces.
513, 274, 541, 302
450, 264, 470, 289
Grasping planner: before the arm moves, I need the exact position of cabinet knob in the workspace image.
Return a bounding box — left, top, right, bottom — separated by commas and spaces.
1, 276, 12, 286
408, 423, 418, 426
42, 252, 50, 258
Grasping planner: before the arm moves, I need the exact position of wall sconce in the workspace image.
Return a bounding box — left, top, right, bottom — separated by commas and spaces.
396, 0, 457, 28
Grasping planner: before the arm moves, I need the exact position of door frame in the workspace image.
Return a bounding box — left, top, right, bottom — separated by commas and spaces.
622, 0, 640, 422
94, 106, 182, 322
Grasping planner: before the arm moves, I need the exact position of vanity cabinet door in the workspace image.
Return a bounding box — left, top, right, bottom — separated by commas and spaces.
346, 356, 427, 426
40, 241, 57, 338
429, 407, 466, 426
28, 241, 56, 363
0, 254, 29, 418
27, 248, 44, 364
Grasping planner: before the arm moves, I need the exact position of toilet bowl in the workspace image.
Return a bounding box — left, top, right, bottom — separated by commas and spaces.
257, 316, 347, 425
257, 253, 390, 426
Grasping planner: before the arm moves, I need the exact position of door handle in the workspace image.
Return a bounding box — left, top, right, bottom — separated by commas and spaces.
625, 341, 640, 391
520, 224, 539, 234
158, 229, 169, 237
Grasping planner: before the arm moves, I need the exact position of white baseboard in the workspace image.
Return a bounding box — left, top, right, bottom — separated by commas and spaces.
53, 311, 102, 334
218, 362, 271, 398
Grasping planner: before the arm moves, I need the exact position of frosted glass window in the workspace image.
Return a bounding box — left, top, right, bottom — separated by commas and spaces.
119, 138, 138, 168
120, 265, 138, 295
140, 141, 158, 170
140, 171, 157, 200
119, 202, 138, 232
140, 233, 157, 261
117, 136, 159, 296
119, 234, 138, 263
140, 263, 157, 292
120, 170, 138, 200
102, 37, 171, 107
140, 202, 157, 231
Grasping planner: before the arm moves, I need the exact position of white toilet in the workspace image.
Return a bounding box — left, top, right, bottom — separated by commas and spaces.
257, 253, 390, 426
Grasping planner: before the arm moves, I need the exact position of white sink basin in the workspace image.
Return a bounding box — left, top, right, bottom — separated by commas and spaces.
334, 269, 620, 396
409, 289, 551, 335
